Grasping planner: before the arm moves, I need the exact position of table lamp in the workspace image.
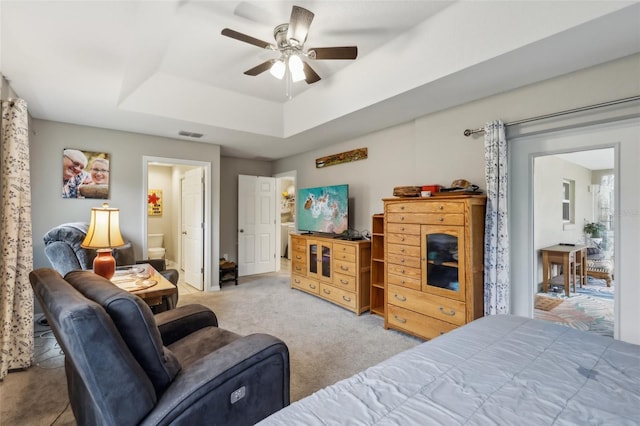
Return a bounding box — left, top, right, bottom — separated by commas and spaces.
81, 203, 125, 280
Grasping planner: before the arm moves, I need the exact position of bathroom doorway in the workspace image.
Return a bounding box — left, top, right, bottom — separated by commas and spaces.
143, 156, 211, 291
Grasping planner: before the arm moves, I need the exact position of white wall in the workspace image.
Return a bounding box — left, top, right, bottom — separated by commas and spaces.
31, 120, 221, 288
533, 155, 593, 249
274, 53, 640, 343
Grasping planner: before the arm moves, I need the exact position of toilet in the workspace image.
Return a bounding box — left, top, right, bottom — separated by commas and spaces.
147, 233, 166, 259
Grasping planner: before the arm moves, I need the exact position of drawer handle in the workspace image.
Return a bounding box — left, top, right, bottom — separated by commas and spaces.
400, 227, 405, 231
400, 258, 405, 263
294, 279, 300, 284
439, 205, 444, 210
296, 255, 302, 260
400, 206, 405, 210
323, 289, 331, 294
340, 265, 349, 271
439, 217, 444, 222
400, 248, 405, 253
393, 314, 407, 324
342, 296, 351, 302
400, 269, 405, 273
440, 331, 445, 335
295, 266, 303, 272
400, 216, 405, 221
394, 294, 407, 302
400, 237, 405, 241
340, 279, 349, 285
401, 280, 406, 284
310, 284, 316, 289
439, 306, 455, 316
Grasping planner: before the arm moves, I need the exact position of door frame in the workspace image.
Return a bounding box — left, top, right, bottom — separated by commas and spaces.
142, 156, 212, 291
275, 170, 297, 271
510, 123, 624, 340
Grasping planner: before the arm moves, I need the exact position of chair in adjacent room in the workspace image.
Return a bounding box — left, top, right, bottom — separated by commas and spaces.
43, 222, 179, 312
29, 268, 290, 426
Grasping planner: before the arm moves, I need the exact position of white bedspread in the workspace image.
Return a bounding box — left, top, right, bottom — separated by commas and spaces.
260, 315, 640, 425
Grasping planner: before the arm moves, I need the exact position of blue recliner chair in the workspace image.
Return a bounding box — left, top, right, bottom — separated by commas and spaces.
30, 268, 290, 425
43, 222, 179, 312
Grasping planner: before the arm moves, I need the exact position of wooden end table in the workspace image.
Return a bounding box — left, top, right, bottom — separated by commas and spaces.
111, 264, 178, 307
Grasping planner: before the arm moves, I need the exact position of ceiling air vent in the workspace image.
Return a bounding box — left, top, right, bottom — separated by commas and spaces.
178, 130, 203, 138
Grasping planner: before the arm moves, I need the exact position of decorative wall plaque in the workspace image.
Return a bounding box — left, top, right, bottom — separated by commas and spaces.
316, 147, 367, 168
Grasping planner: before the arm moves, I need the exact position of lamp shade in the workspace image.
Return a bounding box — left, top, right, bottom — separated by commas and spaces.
81, 203, 125, 249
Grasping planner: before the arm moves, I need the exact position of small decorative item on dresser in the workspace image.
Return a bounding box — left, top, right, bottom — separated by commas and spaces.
393, 186, 422, 197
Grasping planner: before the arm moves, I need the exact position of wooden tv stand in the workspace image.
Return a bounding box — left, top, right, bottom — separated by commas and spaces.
290, 233, 371, 315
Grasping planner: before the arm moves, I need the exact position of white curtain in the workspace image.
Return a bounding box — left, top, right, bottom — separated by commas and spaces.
0, 98, 34, 378
483, 120, 509, 315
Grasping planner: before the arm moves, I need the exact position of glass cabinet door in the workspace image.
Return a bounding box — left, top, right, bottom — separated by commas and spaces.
307, 240, 332, 282
421, 225, 465, 301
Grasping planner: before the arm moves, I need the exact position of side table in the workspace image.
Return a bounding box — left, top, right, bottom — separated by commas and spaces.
220, 260, 238, 286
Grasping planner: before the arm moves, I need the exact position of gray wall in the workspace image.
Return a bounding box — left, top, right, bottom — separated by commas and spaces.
219, 156, 273, 263
30, 120, 222, 286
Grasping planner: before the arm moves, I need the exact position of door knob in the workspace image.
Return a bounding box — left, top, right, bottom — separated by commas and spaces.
182, 231, 187, 235
239, 229, 244, 233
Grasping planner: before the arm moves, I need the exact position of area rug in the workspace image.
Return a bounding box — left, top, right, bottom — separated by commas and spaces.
534, 278, 614, 338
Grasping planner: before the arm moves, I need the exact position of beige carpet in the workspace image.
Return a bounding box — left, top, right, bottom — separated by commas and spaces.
1, 270, 420, 425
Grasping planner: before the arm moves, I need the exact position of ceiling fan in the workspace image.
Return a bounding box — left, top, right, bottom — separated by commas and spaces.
221, 5, 358, 86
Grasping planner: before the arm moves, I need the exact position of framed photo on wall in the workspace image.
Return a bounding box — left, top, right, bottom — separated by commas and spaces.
62, 148, 110, 199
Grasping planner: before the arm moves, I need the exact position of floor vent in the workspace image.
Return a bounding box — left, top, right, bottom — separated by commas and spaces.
178, 130, 204, 138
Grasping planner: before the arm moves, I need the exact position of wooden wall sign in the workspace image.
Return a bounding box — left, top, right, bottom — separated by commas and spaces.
316, 147, 367, 168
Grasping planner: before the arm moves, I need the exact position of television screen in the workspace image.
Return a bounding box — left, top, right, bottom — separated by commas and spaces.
297, 184, 349, 235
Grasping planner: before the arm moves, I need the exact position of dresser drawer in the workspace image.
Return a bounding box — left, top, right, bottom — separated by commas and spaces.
387, 253, 421, 269
386, 223, 420, 234
387, 305, 458, 340
333, 272, 357, 292
291, 274, 319, 294
333, 250, 356, 263
333, 243, 356, 256
291, 260, 307, 275
291, 236, 307, 251
387, 212, 464, 226
386, 232, 421, 246
387, 283, 466, 326
387, 263, 421, 281
387, 243, 421, 258
386, 202, 464, 214
320, 283, 356, 310
387, 272, 421, 291
334, 259, 357, 276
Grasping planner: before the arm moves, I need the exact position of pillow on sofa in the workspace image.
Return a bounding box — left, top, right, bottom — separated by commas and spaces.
586, 246, 605, 260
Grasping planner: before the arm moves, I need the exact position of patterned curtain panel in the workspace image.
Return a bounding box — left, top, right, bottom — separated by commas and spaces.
0, 98, 34, 378
483, 120, 510, 315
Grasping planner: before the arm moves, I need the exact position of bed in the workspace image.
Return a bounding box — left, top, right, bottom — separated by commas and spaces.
259, 315, 640, 425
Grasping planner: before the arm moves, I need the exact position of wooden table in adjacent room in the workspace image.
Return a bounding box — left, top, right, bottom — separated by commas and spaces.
110, 263, 177, 307
540, 244, 587, 297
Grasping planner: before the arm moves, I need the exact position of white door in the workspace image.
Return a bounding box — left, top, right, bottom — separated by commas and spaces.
183, 168, 204, 289
238, 175, 276, 276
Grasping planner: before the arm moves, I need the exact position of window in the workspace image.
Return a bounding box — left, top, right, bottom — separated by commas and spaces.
562, 179, 575, 223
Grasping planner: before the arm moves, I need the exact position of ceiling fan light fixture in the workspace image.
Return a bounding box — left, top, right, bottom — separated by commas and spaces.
270, 59, 286, 79
288, 54, 305, 82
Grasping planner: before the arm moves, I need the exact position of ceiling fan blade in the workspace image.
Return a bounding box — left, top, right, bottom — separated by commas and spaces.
308, 46, 358, 60
303, 62, 321, 84
244, 60, 276, 76
287, 5, 314, 46
221, 28, 275, 50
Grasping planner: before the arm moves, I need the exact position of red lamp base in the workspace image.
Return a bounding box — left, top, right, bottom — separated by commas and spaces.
93, 249, 116, 280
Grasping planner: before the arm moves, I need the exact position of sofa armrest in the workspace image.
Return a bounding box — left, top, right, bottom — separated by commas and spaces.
155, 304, 218, 346
141, 334, 290, 426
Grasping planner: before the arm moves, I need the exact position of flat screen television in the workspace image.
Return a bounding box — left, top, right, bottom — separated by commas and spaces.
297, 184, 349, 235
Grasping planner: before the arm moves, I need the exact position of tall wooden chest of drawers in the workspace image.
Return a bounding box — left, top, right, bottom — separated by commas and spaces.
290, 234, 371, 315
383, 195, 486, 339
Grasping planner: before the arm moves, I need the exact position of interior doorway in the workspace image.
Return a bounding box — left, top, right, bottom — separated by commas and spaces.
143, 156, 212, 291
532, 148, 615, 337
